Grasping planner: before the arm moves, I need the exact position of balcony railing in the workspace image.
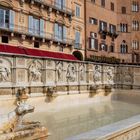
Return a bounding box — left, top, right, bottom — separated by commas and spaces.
0, 22, 74, 45
27, 0, 73, 16
98, 28, 119, 39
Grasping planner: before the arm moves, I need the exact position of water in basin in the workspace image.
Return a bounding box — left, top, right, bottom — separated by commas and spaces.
26, 100, 140, 140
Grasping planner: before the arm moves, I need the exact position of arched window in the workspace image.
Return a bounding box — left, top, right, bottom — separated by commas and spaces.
132, 20, 139, 31
120, 40, 128, 53
132, 40, 139, 50
120, 23, 128, 32
132, 1, 139, 12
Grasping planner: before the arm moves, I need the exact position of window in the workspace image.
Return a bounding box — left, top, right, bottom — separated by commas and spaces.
120, 40, 128, 53
75, 30, 81, 48
132, 40, 139, 50
28, 16, 45, 36
54, 23, 67, 41
122, 7, 126, 14
100, 43, 107, 51
120, 23, 128, 32
110, 45, 114, 52
89, 32, 98, 50
109, 24, 116, 33
132, 1, 139, 12
101, 0, 105, 7
91, 0, 95, 3
55, 0, 66, 10
111, 2, 114, 11
75, 5, 80, 17
99, 21, 107, 31
132, 20, 139, 31
2, 36, 8, 43
0, 7, 14, 30
34, 41, 39, 48
89, 18, 97, 25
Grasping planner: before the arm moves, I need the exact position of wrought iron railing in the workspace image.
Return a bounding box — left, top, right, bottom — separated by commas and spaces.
0, 22, 74, 45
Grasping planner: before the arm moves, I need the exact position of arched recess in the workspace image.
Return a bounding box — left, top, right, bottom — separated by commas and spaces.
73, 51, 83, 61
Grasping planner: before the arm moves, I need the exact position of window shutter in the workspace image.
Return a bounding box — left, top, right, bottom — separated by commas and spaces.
95, 39, 98, 50
0, 9, 4, 28
29, 16, 33, 34
54, 23, 58, 40
75, 31, 80, 44
105, 44, 108, 51
63, 26, 66, 42
56, 0, 61, 9
40, 19, 45, 37
63, 0, 66, 11
9, 10, 15, 30
89, 38, 91, 49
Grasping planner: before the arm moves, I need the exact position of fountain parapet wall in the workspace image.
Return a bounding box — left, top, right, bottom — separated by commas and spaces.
0, 54, 139, 96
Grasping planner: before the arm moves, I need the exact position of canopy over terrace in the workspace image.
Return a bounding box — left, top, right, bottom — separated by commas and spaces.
0, 44, 78, 61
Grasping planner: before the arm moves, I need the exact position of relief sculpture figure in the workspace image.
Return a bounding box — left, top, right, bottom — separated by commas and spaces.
29, 61, 41, 82
66, 64, 76, 82
0, 66, 11, 82
93, 65, 102, 83
79, 64, 85, 81
56, 61, 63, 81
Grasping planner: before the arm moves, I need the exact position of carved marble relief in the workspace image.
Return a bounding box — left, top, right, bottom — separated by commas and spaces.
47, 59, 53, 67
66, 63, 76, 82
93, 65, 102, 83
0, 59, 11, 82
17, 69, 26, 83
56, 61, 63, 82
16, 58, 25, 67
123, 67, 133, 84
104, 66, 114, 84
79, 64, 86, 82
28, 60, 42, 82
115, 67, 133, 84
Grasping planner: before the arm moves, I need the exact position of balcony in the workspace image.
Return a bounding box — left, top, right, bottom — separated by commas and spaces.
98, 28, 119, 39
25, 0, 73, 17
74, 43, 82, 49
0, 22, 74, 46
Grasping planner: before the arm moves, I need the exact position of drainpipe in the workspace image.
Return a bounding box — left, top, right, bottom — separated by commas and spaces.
84, 0, 87, 60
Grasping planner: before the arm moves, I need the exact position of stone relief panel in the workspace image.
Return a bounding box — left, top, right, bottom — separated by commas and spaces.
17, 69, 26, 83
46, 69, 55, 83
66, 63, 77, 82
122, 67, 133, 84
103, 66, 114, 84
56, 61, 63, 82
28, 60, 42, 83
79, 63, 86, 82
0, 58, 11, 83
115, 66, 123, 84
16, 57, 26, 67
115, 66, 134, 85
46, 59, 55, 68
93, 65, 102, 84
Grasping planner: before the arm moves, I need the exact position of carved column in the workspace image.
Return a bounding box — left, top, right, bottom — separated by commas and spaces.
12, 56, 17, 95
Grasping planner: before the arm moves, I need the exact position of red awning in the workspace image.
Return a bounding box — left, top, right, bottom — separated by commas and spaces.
0, 44, 78, 61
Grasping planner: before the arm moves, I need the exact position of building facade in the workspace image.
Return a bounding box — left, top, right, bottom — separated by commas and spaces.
0, 0, 85, 60
85, 0, 140, 63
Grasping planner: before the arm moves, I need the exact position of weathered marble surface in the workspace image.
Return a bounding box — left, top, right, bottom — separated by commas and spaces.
66, 115, 140, 140
0, 55, 139, 96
